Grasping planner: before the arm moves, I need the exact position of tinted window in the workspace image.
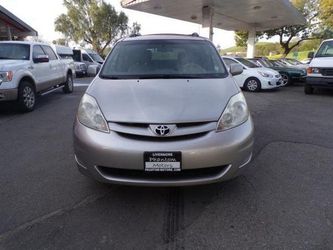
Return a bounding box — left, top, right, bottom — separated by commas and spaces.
33, 45, 46, 59
0, 43, 30, 60
236, 58, 259, 68
223, 58, 238, 67
89, 53, 104, 63
101, 39, 227, 79
42, 46, 58, 60
82, 54, 93, 62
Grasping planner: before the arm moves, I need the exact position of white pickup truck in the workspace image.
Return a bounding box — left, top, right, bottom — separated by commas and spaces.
305, 39, 333, 94
0, 41, 74, 112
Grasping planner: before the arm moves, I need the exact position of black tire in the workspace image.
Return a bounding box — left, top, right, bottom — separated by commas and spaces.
244, 78, 261, 92
280, 73, 291, 86
18, 81, 36, 112
63, 73, 74, 94
304, 84, 314, 95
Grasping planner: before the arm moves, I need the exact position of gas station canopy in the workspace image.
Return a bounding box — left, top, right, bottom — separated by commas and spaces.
0, 5, 38, 40
121, 0, 305, 32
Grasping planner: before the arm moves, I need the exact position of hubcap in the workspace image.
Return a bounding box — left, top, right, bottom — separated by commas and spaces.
23, 86, 35, 108
247, 80, 258, 91
281, 75, 289, 85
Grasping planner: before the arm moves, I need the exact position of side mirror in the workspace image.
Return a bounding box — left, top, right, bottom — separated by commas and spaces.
230, 63, 243, 76
33, 55, 49, 63
308, 52, 314, 59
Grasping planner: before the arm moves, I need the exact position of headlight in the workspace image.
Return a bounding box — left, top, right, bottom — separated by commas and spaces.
77, 94, 109, 133
216, 92, 249, 132
258, 71, 272, 78
307, 67, 320, 74
0, 71, 13, 82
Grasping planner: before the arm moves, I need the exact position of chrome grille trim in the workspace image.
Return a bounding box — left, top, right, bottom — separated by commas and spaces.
108, 121, 217, 137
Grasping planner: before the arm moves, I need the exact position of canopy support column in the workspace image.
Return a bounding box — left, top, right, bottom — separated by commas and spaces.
247, 28, 256, 58
7, 25, 12, 40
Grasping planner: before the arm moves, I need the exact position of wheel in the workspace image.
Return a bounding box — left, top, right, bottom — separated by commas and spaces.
244, 78, 261, 92
304, 85, 314, 95
280, 73, 290, 86
18, 81, 36, 112
63, 73, 74, 93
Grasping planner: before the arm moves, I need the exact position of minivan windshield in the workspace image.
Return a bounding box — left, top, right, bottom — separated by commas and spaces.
0, 43, 30, 60
100, 39, 227, 79
316, 41, 333, 57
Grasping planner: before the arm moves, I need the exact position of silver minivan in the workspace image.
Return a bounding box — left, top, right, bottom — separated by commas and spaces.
73, 34, 254, 186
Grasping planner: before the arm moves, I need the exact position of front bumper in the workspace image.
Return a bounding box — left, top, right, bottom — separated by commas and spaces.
261, 77, 281, 89
0, 88, 18, 101
73, 117, 254, 186
306, 76, 333, 88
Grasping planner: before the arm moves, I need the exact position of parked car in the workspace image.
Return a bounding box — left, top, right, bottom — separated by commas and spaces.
73, 48, 103, 76
222, 56, 282, 92
248, 57, 307, 85
305, 39, 333, 94
53, 45, 76, 78
73, 34, 254, 186
278, 58, 308, 69
0, 41, 74, 112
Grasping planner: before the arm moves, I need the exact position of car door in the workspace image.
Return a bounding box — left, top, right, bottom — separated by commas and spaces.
223, 58, 245, 87
32, 45, 53, 92
41, 45, 64, 87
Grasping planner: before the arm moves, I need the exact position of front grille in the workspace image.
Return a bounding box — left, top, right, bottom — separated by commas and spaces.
321, 68, 333, 76
116, 131, 209, 141
97, 165, 229, 180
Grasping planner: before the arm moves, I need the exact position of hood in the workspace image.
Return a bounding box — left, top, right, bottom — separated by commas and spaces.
0, 60, 28, 71
254, 67, 280, 75
310, 57, 333, 68
87, 77, 239, 124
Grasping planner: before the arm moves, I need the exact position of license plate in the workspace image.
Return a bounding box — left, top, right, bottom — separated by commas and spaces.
144, 152, 181, 172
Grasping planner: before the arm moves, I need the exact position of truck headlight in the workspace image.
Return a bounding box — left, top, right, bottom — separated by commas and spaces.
216, 92, 249, 132
307, 67, 320, 74
0, 71, 13, 83
77, 94, 109, 133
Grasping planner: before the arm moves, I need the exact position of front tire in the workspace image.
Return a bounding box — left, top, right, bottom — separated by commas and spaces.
18, 81, 36, 112
304, 85, 314, 95
63, 73, 74, 94
244, 78, 261, 92
280, 73, 290, 86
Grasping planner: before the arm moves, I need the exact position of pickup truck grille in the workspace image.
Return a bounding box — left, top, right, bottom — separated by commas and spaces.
320, 68, 333, 76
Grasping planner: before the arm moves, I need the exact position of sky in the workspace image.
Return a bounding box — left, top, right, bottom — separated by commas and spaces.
1, 0, 237, 48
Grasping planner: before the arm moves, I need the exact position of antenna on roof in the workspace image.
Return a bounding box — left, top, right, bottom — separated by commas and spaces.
191, 32, 200, 37
129, 33, 141, 38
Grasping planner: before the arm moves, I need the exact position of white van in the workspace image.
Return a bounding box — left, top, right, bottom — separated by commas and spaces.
305, 39, 333, 94
73, 48, 104, 76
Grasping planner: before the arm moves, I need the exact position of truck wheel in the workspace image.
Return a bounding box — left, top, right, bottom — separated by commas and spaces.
18, 81, 36, 112
304, 85, 314, 95
63, 73, 74, 94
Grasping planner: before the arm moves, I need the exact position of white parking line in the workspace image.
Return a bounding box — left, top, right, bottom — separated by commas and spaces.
74, 83, 90, 87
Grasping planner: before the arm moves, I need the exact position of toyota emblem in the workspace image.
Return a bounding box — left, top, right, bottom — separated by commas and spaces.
155, 125, 170, 136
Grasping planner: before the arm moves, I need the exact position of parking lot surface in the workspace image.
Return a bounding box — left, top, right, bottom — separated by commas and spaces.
0, 79, 332, 249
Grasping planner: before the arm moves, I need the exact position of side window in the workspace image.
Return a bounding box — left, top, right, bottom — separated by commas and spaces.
223, 58, 238, 67
82, 54, 93, 62
33, 45, 46, 59
42, 46, 58, 60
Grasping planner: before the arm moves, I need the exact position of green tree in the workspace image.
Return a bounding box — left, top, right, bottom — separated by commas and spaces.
319, 0, 333, 27
234, 31, 249, 47
55, 0, 140, 55
262, 0, 320, 57
52, 38, 69, 46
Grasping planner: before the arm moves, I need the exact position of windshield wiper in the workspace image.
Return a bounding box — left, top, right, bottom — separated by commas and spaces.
0, 57, 11, 59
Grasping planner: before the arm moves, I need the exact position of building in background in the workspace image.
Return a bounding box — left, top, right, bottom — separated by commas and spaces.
0, 5, 37, 41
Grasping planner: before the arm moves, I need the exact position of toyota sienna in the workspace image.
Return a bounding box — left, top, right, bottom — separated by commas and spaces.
73, 34, 254, 186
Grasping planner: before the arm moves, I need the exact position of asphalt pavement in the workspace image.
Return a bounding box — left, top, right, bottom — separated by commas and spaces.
0, 79, 332, 249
